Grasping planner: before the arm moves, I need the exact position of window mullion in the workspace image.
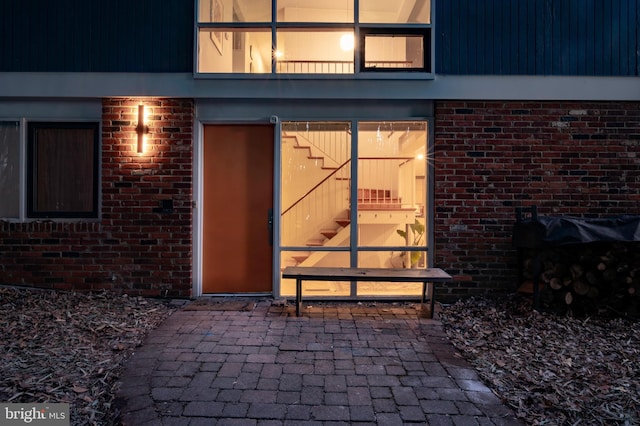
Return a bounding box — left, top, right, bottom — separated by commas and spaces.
354, 0, 360, 73
350, 119, 358, 269
271, 26, 277, 74
20, 118, 27, 220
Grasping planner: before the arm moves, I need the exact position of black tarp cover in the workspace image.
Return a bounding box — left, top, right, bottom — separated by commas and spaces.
513, 215, 640, 248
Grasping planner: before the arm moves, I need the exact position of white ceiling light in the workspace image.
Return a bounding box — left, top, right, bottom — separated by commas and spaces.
340, 33, 354, 51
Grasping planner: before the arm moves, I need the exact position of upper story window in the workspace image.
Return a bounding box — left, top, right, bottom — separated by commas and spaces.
196, 0, 431, 75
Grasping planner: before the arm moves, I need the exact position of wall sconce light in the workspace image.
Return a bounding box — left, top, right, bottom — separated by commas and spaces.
135, 104, 149, 153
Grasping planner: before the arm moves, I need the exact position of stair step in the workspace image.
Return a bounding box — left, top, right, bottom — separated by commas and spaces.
335, 219, 351, 227
321, 229, 338, 239
306, 239, 325, 247
292, 255, 310, 264
304, 155, 338, 170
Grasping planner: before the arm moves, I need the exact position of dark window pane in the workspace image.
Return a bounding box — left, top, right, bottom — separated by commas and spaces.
28, 123, 99, 218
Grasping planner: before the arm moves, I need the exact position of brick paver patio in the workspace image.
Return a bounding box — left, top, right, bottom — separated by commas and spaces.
116, 300, 522, 425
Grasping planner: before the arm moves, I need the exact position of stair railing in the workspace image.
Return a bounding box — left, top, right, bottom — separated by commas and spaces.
358, 157, 415, 208
283, 157, 418, 248
276, 60, 414, 74
281, 160, 351, 247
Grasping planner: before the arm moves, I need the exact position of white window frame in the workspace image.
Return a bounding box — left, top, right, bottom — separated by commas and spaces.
0, 101, 102, 222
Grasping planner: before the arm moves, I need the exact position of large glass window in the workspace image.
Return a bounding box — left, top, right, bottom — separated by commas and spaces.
196, 0, 432, 74
280, 121, 352, 248
280, 120, 429, 298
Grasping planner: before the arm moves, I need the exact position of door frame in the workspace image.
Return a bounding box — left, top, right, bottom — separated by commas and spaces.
192, 100, 434, 299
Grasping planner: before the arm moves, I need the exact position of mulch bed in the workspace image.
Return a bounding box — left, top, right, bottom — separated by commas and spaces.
439, 295, 640, 425
0, 286, 175, 425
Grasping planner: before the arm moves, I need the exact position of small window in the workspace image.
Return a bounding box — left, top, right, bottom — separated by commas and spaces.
27, 122, 99, 218
361, 29, 430, 72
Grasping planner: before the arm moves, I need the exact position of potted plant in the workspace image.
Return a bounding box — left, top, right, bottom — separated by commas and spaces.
395, 219, 425, 268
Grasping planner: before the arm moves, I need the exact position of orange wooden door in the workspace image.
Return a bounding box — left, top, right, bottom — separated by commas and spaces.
202, 125, 274, 293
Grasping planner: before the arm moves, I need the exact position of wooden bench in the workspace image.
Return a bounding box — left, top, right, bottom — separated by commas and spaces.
281, 266, 452, 318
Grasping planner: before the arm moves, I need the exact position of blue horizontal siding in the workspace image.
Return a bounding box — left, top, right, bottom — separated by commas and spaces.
436, 0, 640, 76
0, 0, 193, 72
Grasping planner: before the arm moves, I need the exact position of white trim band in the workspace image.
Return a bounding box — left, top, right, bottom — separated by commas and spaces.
0, 73, 639, 101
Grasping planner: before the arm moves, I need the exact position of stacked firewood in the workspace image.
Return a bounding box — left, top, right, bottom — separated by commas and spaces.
519, 242, 640, 317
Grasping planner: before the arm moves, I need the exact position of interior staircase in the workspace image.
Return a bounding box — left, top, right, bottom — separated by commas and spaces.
283, 130, 417, 267
291, 189, 410, 265
284, 132, 342, 170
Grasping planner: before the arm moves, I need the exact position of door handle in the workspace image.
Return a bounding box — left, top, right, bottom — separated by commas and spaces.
267, 208, 273, 246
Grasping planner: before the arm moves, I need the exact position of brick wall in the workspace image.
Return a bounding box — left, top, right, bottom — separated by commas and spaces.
434, 101, 640, 300
0, 98, 194, 297
3, 98, 638, 301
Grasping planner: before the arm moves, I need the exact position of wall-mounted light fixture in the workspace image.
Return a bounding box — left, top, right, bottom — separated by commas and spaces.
135, 104, 149, 153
